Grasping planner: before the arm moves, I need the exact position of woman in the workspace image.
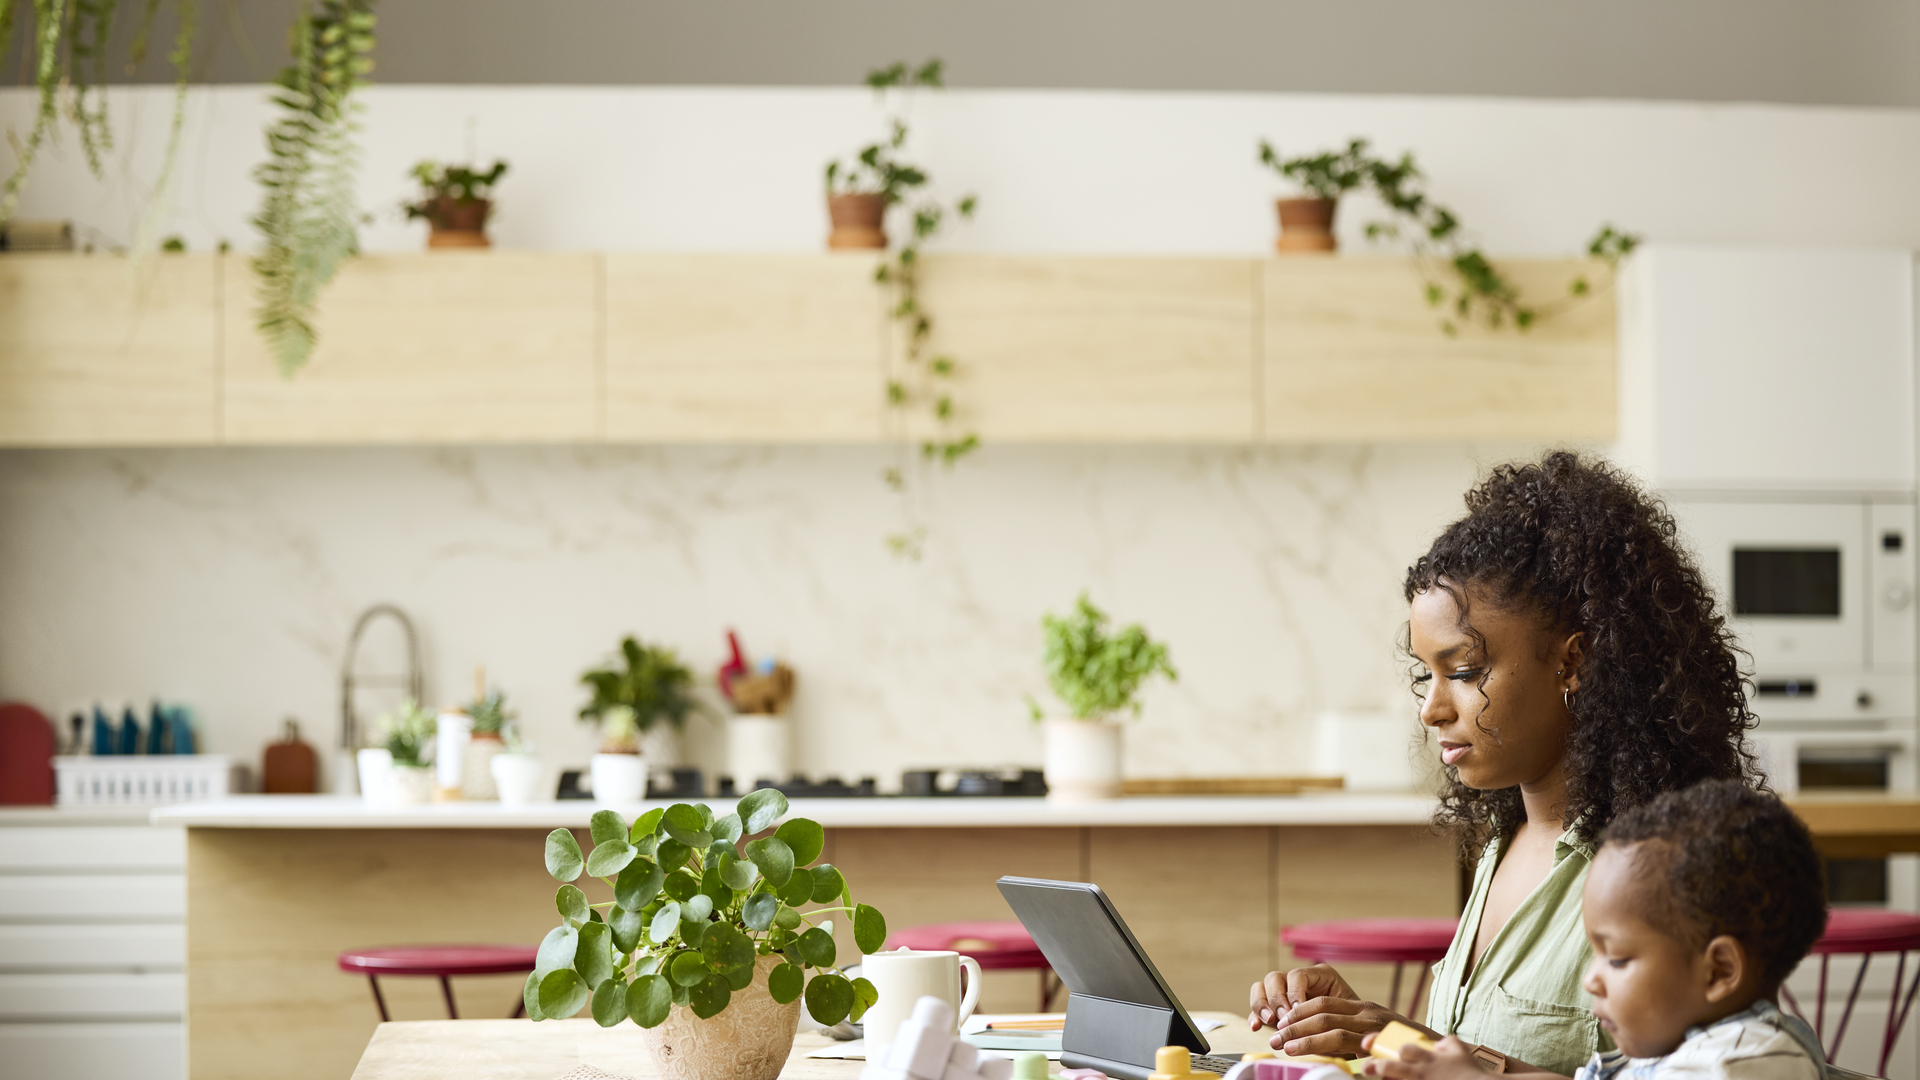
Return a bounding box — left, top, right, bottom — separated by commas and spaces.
1249, 451, 1760, 1077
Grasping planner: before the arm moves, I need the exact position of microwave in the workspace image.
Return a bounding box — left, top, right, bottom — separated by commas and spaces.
1670, 497, 1917, 725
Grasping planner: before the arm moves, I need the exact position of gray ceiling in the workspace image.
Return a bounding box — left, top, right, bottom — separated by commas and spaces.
17, 0, 1920, 107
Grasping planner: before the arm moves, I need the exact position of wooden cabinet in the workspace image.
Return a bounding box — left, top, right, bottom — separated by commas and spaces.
0, 252, 1618, 447
1262, 257, 1617, 443
605, 254, 886, 441
913, 256, 1259, 442
0, 254, 218, 446
221, 253, 598, 443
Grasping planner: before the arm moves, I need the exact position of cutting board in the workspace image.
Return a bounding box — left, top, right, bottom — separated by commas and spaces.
262, 719, 318, 794
0, 701, 56, 804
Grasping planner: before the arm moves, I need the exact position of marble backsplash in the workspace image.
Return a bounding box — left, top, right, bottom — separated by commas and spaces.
0, 442, 1546, 788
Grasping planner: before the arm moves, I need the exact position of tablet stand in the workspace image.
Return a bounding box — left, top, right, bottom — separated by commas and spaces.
1061, 995, 1208, 1080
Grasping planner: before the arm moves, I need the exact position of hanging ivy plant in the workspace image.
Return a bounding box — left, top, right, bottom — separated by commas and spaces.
0, 0, 199, 232
1258, 138, 1640, 334
825, 59, 979, 560
251, 0, 376, 376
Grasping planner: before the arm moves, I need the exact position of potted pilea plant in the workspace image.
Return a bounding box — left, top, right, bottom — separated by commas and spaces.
527, 790, 886, 1080
581, 636, 707, 802
378, 700, 437, 805
403, 159, 508, 248
1257, 137, 1640, 334
1029, 594, 1177, 803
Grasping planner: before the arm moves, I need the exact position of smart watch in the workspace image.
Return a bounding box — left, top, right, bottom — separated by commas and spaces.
1470, 1046, 1508, 1073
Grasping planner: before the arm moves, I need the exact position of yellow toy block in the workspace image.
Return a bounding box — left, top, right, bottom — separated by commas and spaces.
1149, 1047, 1196, 1080
1370, 1023, 1436, 1062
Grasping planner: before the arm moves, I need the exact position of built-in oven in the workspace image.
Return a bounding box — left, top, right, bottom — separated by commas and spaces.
1671, 496, 1919, 905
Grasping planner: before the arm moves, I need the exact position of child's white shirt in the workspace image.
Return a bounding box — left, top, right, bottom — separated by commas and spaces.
1573, 1002, 1824, 1080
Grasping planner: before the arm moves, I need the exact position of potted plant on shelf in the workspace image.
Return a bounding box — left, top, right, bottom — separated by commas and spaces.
1257, 138, 1369, 253
1256, 136, 1640, 333
1030, 594, 1177, 803
402, 159, 508, 248
581, 636, 707, 802
461, 671, 514, 800
526, 790, 885, 1080
377, 700, 438, 805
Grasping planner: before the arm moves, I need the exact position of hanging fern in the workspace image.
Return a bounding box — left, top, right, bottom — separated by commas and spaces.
250, 0, 375, 376
0, 0, 198, 234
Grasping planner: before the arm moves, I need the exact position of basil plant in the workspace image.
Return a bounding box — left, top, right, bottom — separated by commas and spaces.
525, 789, 886, 1029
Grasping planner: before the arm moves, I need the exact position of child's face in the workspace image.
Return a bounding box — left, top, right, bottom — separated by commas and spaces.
1580, 844, 1730, 1058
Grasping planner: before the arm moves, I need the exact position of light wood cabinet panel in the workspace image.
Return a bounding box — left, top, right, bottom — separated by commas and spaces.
0, 254, 218, 445
605, 254, 886, 441
220, 253, 597, 443
1263, 258, 1617, 442
910, 256, 1259, 442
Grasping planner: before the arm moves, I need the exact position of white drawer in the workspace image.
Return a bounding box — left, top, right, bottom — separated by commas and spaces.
0, 923, 184, 968
0, 971, 183, 1019
0, 1021, 182, 1080
0, 826, 184, 871
0, 874, 183, 920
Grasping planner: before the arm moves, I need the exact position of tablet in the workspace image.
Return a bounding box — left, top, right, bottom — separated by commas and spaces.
995, 876, 1215, 1076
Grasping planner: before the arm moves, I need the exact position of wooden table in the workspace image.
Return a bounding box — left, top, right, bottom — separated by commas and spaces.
348, 1012, 1269, 1080
1787, 795, 1920, 859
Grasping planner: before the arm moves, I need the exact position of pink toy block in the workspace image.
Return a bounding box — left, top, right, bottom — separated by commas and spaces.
979, 1056, 1015, 1080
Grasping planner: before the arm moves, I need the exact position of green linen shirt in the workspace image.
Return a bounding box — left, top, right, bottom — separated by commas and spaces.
1423, 825, 1613, 1078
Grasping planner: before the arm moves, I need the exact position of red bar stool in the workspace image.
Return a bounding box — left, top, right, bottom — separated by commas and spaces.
889, 921, 1061, 1010
338, 944, 540, 1021
1780, 909, 1920, 1075
1281, 919, 1459, 1017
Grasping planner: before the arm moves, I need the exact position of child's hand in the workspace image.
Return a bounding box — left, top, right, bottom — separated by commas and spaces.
1360, 1035, 1486, 1080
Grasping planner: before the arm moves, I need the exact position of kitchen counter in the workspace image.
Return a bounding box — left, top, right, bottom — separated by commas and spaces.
169, 790, 1457, 1080
151, 792, 1438, 829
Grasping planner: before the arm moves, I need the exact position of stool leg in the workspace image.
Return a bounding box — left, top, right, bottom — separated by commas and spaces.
1828, 953, 1871, 1063
440, 975, 459, 1019
1816, 955, 1831, 1044
1387, 964, 1405, 1016
1781, 985, 1804, 1021
367, 975, 390, 1023
1407, 966, 1433, 1022
1880, 952, 1908, 1077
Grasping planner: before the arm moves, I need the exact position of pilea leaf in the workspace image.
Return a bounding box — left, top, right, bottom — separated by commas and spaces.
804, 971, 854, 1026
737, 788, 788, 835
589, 809, 627, 847
743, 892, 780, 932
609, 904, 644, 953
630, 807, 666, 843
689, 974, 732, 1019
649, 901, 681, 945
575, 921, 613, 989
775, 818, 825, 866
712, 812, 744, 844
555, 884, 588, 925
539, 968, 589, 1018
853, 904, 887, 956
810, 864, 846, 904
851, 976, 879, 1022
628, 973, 672, 1027
700, 923, 755, 974
744, 836, 795, 887
536, 925, 579, 977
768, 961, 804, 1004
523, 970, 548, 1020
670, 950, 711, 987
591, 977, 628, 1027
615, 858, 664, 910
585, 838, 636, 878
797, 926, 837, 968
544, 829, 584, 882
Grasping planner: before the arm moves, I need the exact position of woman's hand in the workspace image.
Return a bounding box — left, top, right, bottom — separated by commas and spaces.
1361, 1036, 1483, 1080
1248, 964, 1360, 1030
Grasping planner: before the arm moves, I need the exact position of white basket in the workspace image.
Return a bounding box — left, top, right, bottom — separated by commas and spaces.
53, 755, 235, 806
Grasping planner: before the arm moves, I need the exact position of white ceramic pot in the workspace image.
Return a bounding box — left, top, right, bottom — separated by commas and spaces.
640, 724, 681, 790
355, 747, 395, 805
462, 733, 504, 800
590, 752, 648, 803
435, 711, 472, 793
727, 714, 790, 787
1043, 717, 1124, 803
490, 753, 545, 806
641, 954, 799, 1080
389, 764, 436, 805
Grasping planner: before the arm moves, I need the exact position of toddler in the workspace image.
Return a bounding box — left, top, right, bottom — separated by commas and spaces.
1370, 779, 1835, 1080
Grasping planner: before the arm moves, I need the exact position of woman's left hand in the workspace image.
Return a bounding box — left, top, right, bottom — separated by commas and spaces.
1269, 997, 1430, 1057
1361, 1036, 1484, 1080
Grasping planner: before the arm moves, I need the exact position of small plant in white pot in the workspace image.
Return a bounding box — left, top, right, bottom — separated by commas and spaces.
581, 636, 707, 803
526, 790, 886, 1080
490, 724, 546, 806
723, 649, 797, 789
460, 675, 514, 800
1030, 594, 1177, 803
377, 701, 438, 805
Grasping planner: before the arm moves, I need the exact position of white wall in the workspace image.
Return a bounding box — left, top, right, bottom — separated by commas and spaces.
9, 86, 1920, 258
0, 444, 1528, 785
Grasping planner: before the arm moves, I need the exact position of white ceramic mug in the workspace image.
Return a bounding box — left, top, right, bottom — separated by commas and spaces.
860, 948, 982, 1040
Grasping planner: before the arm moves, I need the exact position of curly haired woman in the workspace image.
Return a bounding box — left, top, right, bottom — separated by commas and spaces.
1248, 451, 1763, 1078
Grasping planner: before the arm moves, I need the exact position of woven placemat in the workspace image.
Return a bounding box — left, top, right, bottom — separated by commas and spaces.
554, 1066, 637, 1080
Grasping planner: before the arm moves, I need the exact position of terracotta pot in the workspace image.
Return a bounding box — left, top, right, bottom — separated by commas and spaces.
640, 954, 801, 1080
1275, 197, 1338, 254
425, 196, 492, 249
827, 194, 888, 250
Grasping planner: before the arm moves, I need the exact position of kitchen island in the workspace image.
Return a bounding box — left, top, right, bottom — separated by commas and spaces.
155, 793, 1456, 1080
